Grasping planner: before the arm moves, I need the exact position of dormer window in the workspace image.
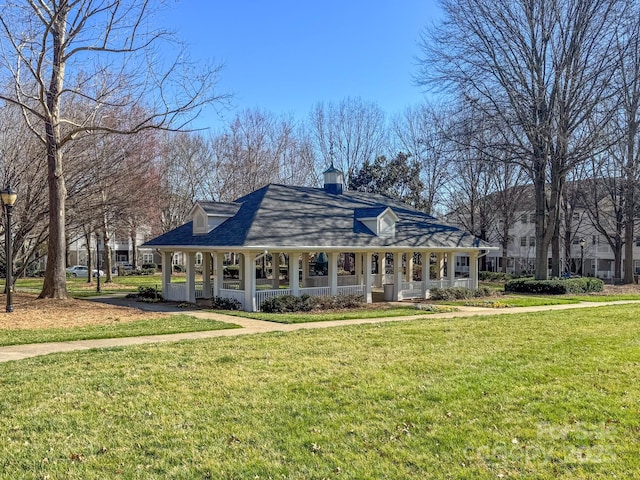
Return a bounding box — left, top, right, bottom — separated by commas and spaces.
355, 206, 399, 238
189, 201, 241, 235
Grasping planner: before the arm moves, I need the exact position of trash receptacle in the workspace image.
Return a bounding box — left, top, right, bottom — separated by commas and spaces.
383, 283, 394, 301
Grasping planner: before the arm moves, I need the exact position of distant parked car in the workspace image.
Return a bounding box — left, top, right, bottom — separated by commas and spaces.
66, 265, 105, 278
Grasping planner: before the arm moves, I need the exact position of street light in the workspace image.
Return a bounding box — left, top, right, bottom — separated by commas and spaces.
579, 238, 586, 276
1, 185, 17, 313
96, 232, 102, 294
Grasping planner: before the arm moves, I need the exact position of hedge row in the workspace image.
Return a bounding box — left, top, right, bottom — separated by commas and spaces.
429, 286, 493, 301
260, 294, 364, 313
504, 277, 604, 294
478, 271, 513, 282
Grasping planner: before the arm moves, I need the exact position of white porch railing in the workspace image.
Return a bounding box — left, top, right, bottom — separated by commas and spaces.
223, 280, 240, 290
424, 278, 470, 289
304, 275, 358, 287
164, 282, 185, 302
300, 286, 332, 297
372, 273, 394, 288
195, 282, 215, 299
400, 281, 423, 299
337, 285, 365, 296
256, 288, 292, 308
254, 285, 365, 311
219, 289, 245, 309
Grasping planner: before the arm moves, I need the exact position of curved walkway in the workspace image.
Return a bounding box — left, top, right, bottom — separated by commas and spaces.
0, 298, 639, 363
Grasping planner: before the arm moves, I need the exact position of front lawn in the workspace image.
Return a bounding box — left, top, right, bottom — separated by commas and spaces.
10, 274, 175, 297
0, 315, 238, 346
0, 304, 638, 478
218, 305, 448, 324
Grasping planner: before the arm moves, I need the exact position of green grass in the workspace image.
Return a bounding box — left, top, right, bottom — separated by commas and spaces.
0, 304, 638, 478
438, 294, 580, 307
9, 274, 175, 297
0, 315, 239, 346
440, 293, 640, 308
219, 305, 437, 324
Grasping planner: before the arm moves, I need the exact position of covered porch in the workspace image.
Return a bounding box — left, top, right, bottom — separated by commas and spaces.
159, 249, 480, 311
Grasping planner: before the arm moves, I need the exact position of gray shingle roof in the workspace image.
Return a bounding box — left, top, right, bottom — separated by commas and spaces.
198, 201, 241, 216
144, 184, 492, 250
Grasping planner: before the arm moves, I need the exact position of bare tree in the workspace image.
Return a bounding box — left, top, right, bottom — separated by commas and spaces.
0, 0, 224, 298
419, 0, 623, 279
391, 104, 451, 215
0, 101, 49, 279
209, 109, 317, 203
155, 131, 212, 232
309, 97, 387, 184
614, 7, 640, 282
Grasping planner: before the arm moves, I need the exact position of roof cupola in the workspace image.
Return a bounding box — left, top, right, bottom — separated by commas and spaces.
323, 162, 344, 195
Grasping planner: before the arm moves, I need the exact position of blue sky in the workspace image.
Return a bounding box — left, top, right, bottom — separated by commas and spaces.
157, 1, 442, 130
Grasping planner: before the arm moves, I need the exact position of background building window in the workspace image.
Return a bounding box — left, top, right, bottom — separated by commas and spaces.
520, 237, 527, 247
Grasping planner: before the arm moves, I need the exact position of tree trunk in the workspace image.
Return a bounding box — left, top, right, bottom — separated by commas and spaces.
39, 135, 68, 299
85, 230, 93, 284
38, 4, 69, 300
130, 226, 138, 269
551, 220, 560, 278
102, 227, 113, 283
623, 147, 636, 283
614, 245, 623, 281
624, 222, 635, 283
533, 164, 549, 280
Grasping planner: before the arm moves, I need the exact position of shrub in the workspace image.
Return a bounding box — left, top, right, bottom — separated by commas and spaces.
504, 277, 604, 295
136, 285, 163, 300
211, 296, 243, 311
479, 271, 513, 282
141, 263, 157, 270
429, 286, 492, 301
140, 268, 156, 276
260, 294, 365, 313
260, 295, 313, 313
173, 264, 185, 273
310, 294, 365, 310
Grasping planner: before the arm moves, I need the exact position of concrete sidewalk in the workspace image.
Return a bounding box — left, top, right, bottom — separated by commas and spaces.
1, 298, 638, 363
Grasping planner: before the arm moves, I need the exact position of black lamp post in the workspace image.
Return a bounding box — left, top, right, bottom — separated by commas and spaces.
579, 238, 586, 276
1, 185, 17, 313
96, 232, 101, 294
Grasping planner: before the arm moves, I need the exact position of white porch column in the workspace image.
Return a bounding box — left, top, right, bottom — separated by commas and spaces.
355, 253, 362, 285
436, 253, 445, 282
447, 252, 456, 287
301, 253, 309, 288
394, 252, 403, 301
162, 250, 172, 298
186, 251, 196, 303
271, 252, 279, 289
243, 252, 257, 311
469, 251, 479, 289
422, 251, 430, 299
364, 251, 373, 303
288, 252, 300, 296
406, 251, 413, 281
328, 251, 338, 296
238, 253, 245, 290
214, 253, 223, 297
380, 253, 387, 284
202, 253, 212, 299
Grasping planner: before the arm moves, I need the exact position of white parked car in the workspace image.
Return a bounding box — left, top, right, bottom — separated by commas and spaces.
66, 265, 105, 278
